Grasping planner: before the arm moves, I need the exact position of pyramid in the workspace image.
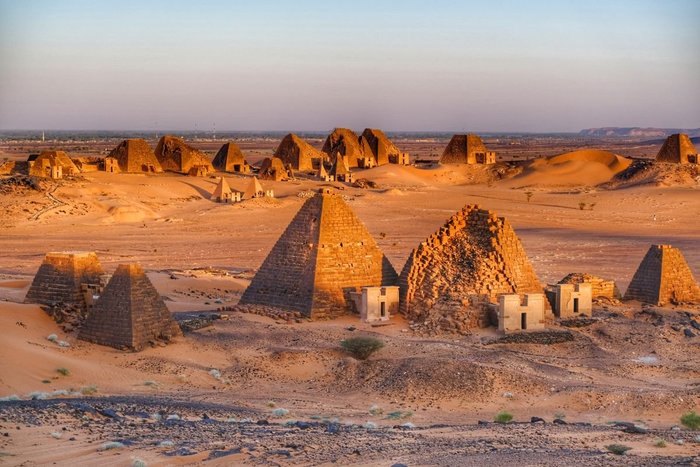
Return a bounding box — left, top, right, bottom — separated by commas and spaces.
28, 151, 80, 177
655, 133, 698, 164
239, 188, 398, 319
359, 128, 401, 166
321, 128, 364, 167
25, 252, 105, 312
624, 244, 700, 305
399, 205, 543, 321
211, 177, 232, 202
259, 157, 289, 181
212, 142, 250, 173
108, 139, 162, 173
440, 134, 495, 164
274, 133, 322, 171
79, 264, 181, 351
244, 176, 265, 199
330, 154, 351, 179
154, 135, 214, 174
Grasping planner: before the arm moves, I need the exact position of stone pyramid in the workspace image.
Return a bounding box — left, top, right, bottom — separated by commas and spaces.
108, 139, 162, 173
25, 252, 104, 312
655, 133, 698, 164
211, 177, 232, 201
321, 128, 364, 167
359, 128, 401, 166
274, 133, 321, 171
399, 205, 543, 321
212, 142, 249, 172
624, 244, 700, 305
28, 151, 80, 177
244, 176, 265, 198
79, 264, 181, 351
154, 135, 214, 174
440, 134, 490, 164
330, 154, 351, 178
239, 188, 398, 319
259, 157, 288, 181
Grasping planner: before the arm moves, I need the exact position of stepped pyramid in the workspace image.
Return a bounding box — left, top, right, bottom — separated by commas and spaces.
624, 244, 700, 305
212, 142, 250, 173
440, 134, 495, 164
108, 139, 162, 173
655, 133, 698, 164
25, 252, 104, 312
239, 188, 398, 319
321, 128, 364, 167
155, 135, 214, 174
359, 128, 401, 166
274, 133, 322, 171
79, 264, 181, 351
399, 205, 543, 321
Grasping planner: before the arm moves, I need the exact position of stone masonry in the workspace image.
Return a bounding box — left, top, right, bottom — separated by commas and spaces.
239, 188, 398, 319
274, 133, 322, 172
655, 133, 698, 164
440, 134, 496, 165
212, 142, 250, 173
79, 264, 182, 351
359, 128, 405, 167
155, 135, 214, 174
557, 272, 621, 300
321, 128, 365, 168
108, 139, 163, 173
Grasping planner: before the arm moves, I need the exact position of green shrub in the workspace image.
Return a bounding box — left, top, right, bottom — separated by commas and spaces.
80, 385, 98, 395
605, 444, 632, 455
340, 337, 384, 360
653, 439, 667, 448
681, 412, 700, 430
494, 411, 513, 424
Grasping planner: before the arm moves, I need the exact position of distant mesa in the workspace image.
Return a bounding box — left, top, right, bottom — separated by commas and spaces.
322, 128, 365, 168
154, 135, 213, 176
440, 134, 496, 165
624, 244, 700, 306
579, 127, 700, 138
212, 142, 251, 174
108, 139, 162, 173
273, 133, 322, 172
259, 156, 291, 181
239, 188, 398, 319
655, 133, 698, 164
79, 263, 181, 351
28, 150, 80, 179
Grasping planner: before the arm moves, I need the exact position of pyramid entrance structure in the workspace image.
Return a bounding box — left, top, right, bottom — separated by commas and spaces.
108, 139, 163, 173
273, 133, 322, 172
359, 128, 408, 166
212, 142, 250, 173
239, 188, 398, 319
399, 205, 542, 327
154, 135, 214, 175
655, 133, 698, 164
211, 177, 240, 203
79, 264, 181, 351
321, 128, 365, 168
440, 134, 496, 165
624, 244, 700, 305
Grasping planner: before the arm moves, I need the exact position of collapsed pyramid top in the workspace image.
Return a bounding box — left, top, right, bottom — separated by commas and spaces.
655, 133, 698, 164
79, 264, 181, 351
624, 244, 700, 305
321, 128, 364, 168
259, 157, 289, 181
440, 134, 494, 164
109, 139, 163, 173
155, 135, 214, 174
29, 151, 80, 177
239, 188, 398, 319
212, 142, 248, 172
359, 128, 402, 166
274, 133, 322, 171
399, 205, 542, 320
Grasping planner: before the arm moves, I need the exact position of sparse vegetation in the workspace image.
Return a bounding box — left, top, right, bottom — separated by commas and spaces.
363, 421, 377, 429
369, 404, 383, 416
80, 385, 98, 395
132, 459, 147, 467
578, 201, 586, 210
494, 411, 513, 424
46, 334, 58, 342
525, 191, 533, 203
99, 441, 125, 451
50, 432, 62, 439
56, 367, 70, 376
272, 408, 290, 417
589, 202, 597, 210
605, 444, 632, 455
267, 401, 276, 408
554, 412, 566, 420
340, 336, 385, 360
653, 439, 667, 448
680, 411, 700, 430
208, 369, 222, 380
386, 410, 413, 420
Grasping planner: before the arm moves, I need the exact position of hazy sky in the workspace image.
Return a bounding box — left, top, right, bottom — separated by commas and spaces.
1, 0, 698, 132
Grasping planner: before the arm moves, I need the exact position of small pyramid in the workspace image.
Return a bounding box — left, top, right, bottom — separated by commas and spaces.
318, 163, 329, 180
244, 176, 265, 199
108, 139, 162, 173
440, 134, 495, 164
273, 133, 321, 171
212, 142, 249, 173
154, 135, 214, 174
330, 154, 350, 176
239, 189, 398, 319
321, 128, 364, 167
211, 177, 232, 202
624, 244, 700, 305
259, 157, 288, 181
399, 205, 542, 321
25, 252, 105, 312
79, 264, 181, 351
28, 151, 80, 178
655, 133, 698, 164
359, 128, 402, 166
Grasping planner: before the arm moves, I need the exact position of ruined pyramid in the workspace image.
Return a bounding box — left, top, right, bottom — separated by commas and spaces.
79, 264, 182, 351
212, 142, 249, 173
239, 188, 398, 319
321, 128, 364, 168
154, 135, 214, 174
624, 244, 700, 305
359, 128, 402, 166
108, 139, 162, 173
655, 133, 698, 164
28, 151, 80, 177
259, 157, 288, 181
440, 134, 495, 164
399, 205, 543, 322
274, 133, 322, 172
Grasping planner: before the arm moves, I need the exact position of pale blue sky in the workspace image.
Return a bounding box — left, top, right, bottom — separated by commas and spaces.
0, 0, 698, 131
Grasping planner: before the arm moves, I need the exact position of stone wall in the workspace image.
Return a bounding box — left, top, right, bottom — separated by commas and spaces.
554, 283, 592, 318
557, 272, 620, 299
498, 293, 545, 334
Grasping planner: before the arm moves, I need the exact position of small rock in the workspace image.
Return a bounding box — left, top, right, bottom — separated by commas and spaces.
530, 417, 546, 424
684, 329, 695, 338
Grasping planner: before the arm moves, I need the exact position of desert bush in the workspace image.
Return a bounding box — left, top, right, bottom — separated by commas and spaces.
208, 369, 222, 380
0, 395, 20, 402
369, 404, 383, 416
56, 368, 70, 376
50, 432, 62, 439
525, 191, 533, 203
605, 444, 632, 455
99, 441, 125, 451
386, 410, 413, 420
272, 408, 289, 417
578, 202, 586, 210
46, 334, 58, 343
653, 439, 667, 448
340, 337, 385, 360
363, 421, 377, 429
132, 459, 147, 467
80, 385, 98, 395
494, 411, 513, 424
681, 411, 700, 430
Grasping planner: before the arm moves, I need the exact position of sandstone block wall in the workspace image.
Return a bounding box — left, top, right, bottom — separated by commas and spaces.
557, 272, 620, 299
155, 135, 214, 174
655, 133, 698, 164
109, 139, 162, 173
440, 134, 495, 165
498, 293, 545, 334
274, 133, 321, 172
322, 128, 364, 168
213, 142, 250, 173
555, 283, 592, 318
